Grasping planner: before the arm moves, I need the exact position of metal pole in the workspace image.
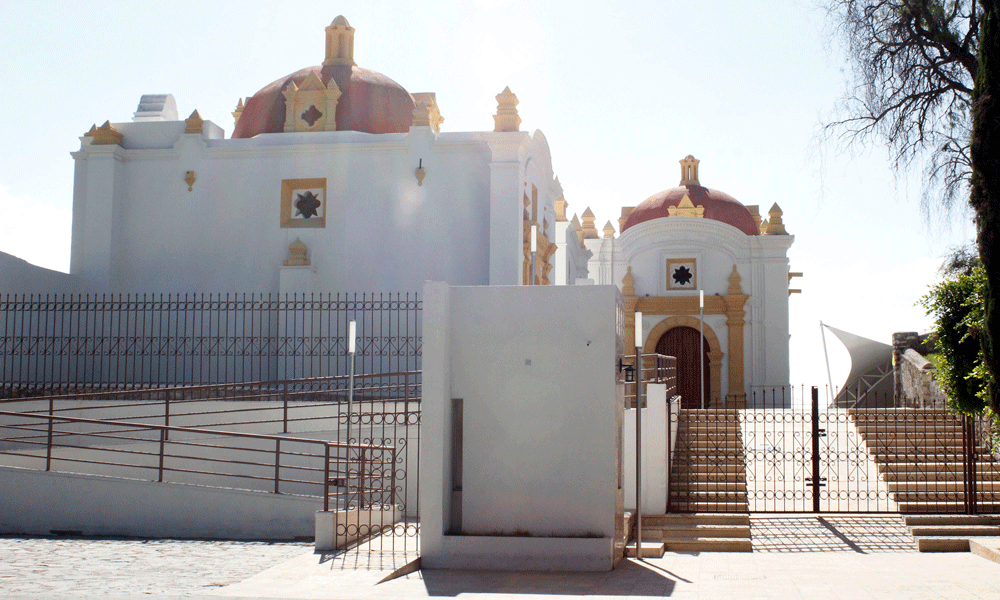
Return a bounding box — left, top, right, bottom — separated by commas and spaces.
634, 311, 643, 560
820, 321, 836, 406
810, 386, 824, 512
530, 224, 538, 286
699, 290, 705, 409
347, 320, 356, 508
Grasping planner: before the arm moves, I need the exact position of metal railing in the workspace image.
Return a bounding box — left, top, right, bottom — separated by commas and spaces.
624, 353, 677, 407
1, 291, 422, 397
0, 371, 420, 437
0, 410, 394, 511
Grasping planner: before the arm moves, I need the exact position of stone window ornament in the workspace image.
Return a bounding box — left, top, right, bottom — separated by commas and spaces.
280, 178, 326, 228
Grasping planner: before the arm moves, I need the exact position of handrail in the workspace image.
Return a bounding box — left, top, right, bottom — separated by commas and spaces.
0, 372, 421, 439
0, 410, 396, 512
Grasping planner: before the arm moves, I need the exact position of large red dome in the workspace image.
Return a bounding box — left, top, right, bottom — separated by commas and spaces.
232, 63, 415, 138
622, 185, 760, 236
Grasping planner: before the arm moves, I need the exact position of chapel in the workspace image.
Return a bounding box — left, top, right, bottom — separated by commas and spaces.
584, 156, 797, 408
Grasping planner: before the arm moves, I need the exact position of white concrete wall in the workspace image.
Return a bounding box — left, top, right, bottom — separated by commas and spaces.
623, 383, 667, 514
0, 466, 318, 539
420, 282, 624, 571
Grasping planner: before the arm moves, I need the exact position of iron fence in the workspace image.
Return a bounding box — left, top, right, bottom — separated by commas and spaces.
668, 386, 1000, 514
1, 292, 421, 397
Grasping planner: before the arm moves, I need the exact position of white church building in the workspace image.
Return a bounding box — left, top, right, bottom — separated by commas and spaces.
65, 16, 591, 295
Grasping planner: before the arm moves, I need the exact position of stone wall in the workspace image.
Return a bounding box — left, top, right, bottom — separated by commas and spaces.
898, 349, 947, 409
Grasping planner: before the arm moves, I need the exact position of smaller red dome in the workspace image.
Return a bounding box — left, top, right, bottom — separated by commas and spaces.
622, 185, 759, 236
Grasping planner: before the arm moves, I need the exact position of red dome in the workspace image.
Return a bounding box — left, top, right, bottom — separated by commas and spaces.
232, 64, 414, 138
622, 185, 759, 236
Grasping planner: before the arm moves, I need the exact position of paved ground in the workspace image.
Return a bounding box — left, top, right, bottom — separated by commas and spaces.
2, 516, 1000, 599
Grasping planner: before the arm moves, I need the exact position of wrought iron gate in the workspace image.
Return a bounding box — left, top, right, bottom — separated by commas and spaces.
669, 387, 999, 513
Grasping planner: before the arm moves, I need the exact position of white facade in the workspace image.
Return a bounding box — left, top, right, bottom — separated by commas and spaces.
67, 120, 593, 294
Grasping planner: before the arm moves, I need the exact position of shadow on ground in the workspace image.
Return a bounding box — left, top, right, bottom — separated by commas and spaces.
750, 515, 915, 552
420, 560, 678, 597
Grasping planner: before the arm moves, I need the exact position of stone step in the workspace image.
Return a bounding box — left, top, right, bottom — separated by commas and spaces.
625, 541, 666, 558
671, 483, 748, 493
915, 537, 970, 552
669, 501, 750, 512
880, 463, 1000, 475
893, 491, 1000, 502
660, 536, 752, 552
909, 525, 1000, 537
889, 481, 1000, 493
904, 515, 1000, 526
645, 523, 751, 539
872, 453, 988, 462
969, 538, 1000, 564
643, 513, 751, 527
673, 472, 746, 482
898, 502, 1000, 513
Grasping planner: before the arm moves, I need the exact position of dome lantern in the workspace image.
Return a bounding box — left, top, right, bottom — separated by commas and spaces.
324, 16, 356, 67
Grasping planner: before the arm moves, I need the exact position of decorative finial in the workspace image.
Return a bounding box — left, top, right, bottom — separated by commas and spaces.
603, 221, 615, 239
622, 266, 635, 297
184, 171, 196, 192
581, 207, 599, 239
728, 264, 743, 295
493, 86, 521, 132
324, 16, 356, 66
746, 205, 762, 232
411, 93, 444, 132
283, 238, 311, 266
184, 110, 204, 134
618, 207, 634, 232
232, 98, 245, 128
765, 203, 788, 235
91, 121, 123, 146
554, 196, 568, 222
679, 154, 700, 186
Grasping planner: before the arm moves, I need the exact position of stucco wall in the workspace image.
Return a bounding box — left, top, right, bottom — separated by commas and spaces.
0, 466, 317, 539
420, 282, 623, 571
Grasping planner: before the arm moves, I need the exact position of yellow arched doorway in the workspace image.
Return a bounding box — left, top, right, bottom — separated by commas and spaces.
643, 316, 723, 408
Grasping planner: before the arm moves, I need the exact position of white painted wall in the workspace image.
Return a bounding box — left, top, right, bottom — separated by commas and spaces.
421, 281, 624, 571
65, 118, 583, 295
0, 466, 318, 539
624, 383, 667, 514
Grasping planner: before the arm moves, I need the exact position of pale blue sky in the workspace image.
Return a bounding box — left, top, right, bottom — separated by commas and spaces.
0, 0, 976, 393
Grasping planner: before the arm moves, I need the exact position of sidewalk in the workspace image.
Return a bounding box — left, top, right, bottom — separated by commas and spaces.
2, 515, 999, 599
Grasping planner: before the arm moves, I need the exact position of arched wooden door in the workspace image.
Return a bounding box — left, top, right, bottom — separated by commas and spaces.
656, 326, 710, 409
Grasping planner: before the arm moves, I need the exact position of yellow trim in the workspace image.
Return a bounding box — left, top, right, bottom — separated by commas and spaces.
281, 178, 327, 228
627, 291, 748, 409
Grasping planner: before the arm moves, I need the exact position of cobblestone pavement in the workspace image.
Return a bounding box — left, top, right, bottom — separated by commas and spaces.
0, 536, 311, 598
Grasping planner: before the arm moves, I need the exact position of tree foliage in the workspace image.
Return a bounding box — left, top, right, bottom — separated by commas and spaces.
825, 0, 980, 210
919, 266, 990, 413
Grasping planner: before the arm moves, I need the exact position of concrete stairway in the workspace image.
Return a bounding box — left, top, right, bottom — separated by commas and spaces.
669, 409, 749, 513
904, 514, 1000, 552
848, 408, 1000, 513
626, 514, 752, 557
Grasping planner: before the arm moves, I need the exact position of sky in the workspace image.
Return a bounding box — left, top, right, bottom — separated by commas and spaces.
0, 0, 977, 396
